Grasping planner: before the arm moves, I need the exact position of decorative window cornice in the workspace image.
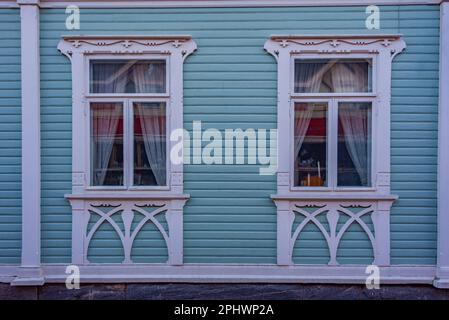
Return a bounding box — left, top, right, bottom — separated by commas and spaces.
57, 35, 197, 61
264, 35, 406, 61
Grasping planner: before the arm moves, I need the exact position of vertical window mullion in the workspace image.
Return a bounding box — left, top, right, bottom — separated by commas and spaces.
329, 99, 338, 190
125, 98, 132, 188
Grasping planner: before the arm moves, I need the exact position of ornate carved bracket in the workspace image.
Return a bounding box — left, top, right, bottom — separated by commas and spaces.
58, 35, 197, 60
264, 34, 406, 60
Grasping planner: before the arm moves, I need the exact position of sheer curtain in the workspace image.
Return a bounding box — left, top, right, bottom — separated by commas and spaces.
136, 103, 166, 186
294, 104, 315, 185
132, 62, 165, 93
91, 61, 165, 93
92, 103, 122, 185
295, 62, 327, 93
332, 63, 370, 186
294, 105, 314, 159
294, 62, 326, 166
338, 104, 370, 186
294, 63, 326, 185
330, 62, 368, 93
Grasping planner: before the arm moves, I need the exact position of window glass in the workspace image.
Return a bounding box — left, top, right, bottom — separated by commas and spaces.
133, 102, 167, 186
337, 102, 372, 187
294, 59, 372, 93
90, 102, 124, 186
294, 102, 327, 187
90, 60, 166, 94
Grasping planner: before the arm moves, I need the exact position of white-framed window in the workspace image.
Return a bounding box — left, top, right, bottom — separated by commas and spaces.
264, 35, 406, 196
265, 36, 406, 266
86, 57, 169, 189
58, 36, 197, 195
59, 36, 196, 266
291, 56, 376, 190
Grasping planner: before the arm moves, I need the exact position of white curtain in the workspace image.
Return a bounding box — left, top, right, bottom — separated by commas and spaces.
294, 63, 325, 181
338, 104, 370, 186
293, 63, 325, 183
330, 62, 368, 93
295, 62, 326, 93
91, 63, 128, 93
92, 104, 122, 185
137, 104, 166, 186
294, 105, 315, 159
92, 61, 165, 93
331, 62, 370, 186
132, 62, 165, 93
294, 104, 315, 185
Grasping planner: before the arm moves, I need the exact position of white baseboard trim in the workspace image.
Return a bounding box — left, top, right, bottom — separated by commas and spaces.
10, 266, 45, 286
0, 266, 18, 283
0, 264, 438, 286
434, 267, 449, 288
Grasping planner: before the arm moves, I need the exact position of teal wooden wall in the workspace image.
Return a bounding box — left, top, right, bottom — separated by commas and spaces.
39, 5, 439, 265
0, 8, 21, 264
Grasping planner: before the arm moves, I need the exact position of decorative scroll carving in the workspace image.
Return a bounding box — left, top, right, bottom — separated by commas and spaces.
67, 196, 188, 265
265, 35, 406, 59
85, 201, 169, 264
273, 197, 395, 266
58, 35, 197, 60
291, 203, 375, 266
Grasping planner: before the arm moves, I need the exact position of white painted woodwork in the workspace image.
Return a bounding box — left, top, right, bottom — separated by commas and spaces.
0, 264, 439, 285
434, 1, 449, 289
58, 36, 197, 266
264, 35, 406, 266
3, 0, 444, 9
12, 0, 45, 286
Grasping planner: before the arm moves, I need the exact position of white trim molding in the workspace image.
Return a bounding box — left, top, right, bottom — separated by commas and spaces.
434, 1, 449, 289
1, 0, 447, 8
4, 0, 443, 9
65, 194, 189, 265
58, 35, 196, 266
0, 0, 445, 8
264, 35, 406, 267
0, 264, 438, 285
272, 194, 397, 266
12, 0, 44, 286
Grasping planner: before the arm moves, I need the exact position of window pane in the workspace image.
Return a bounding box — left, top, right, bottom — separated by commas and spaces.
294, 59, 372, 93
90, 60, 166, 94
90, 103, 124, 186
337, 102, 372, 187
133, 102, 166, 186
294, 102, 327, 187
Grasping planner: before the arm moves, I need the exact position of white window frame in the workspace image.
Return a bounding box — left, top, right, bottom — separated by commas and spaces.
86, 55, 171, 191
291, 53, 378, 192
290, 53, 378, 98
85, 54, 171, 191
290, 97, 377, 192
58, 36, 197, 196
85, 54, 170, 98
86, 97, 170, 191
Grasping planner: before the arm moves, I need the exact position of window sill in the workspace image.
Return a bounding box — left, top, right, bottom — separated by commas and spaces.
65, 192, 190, 201
271, 192, 398, 201
84, 186, 170, 192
